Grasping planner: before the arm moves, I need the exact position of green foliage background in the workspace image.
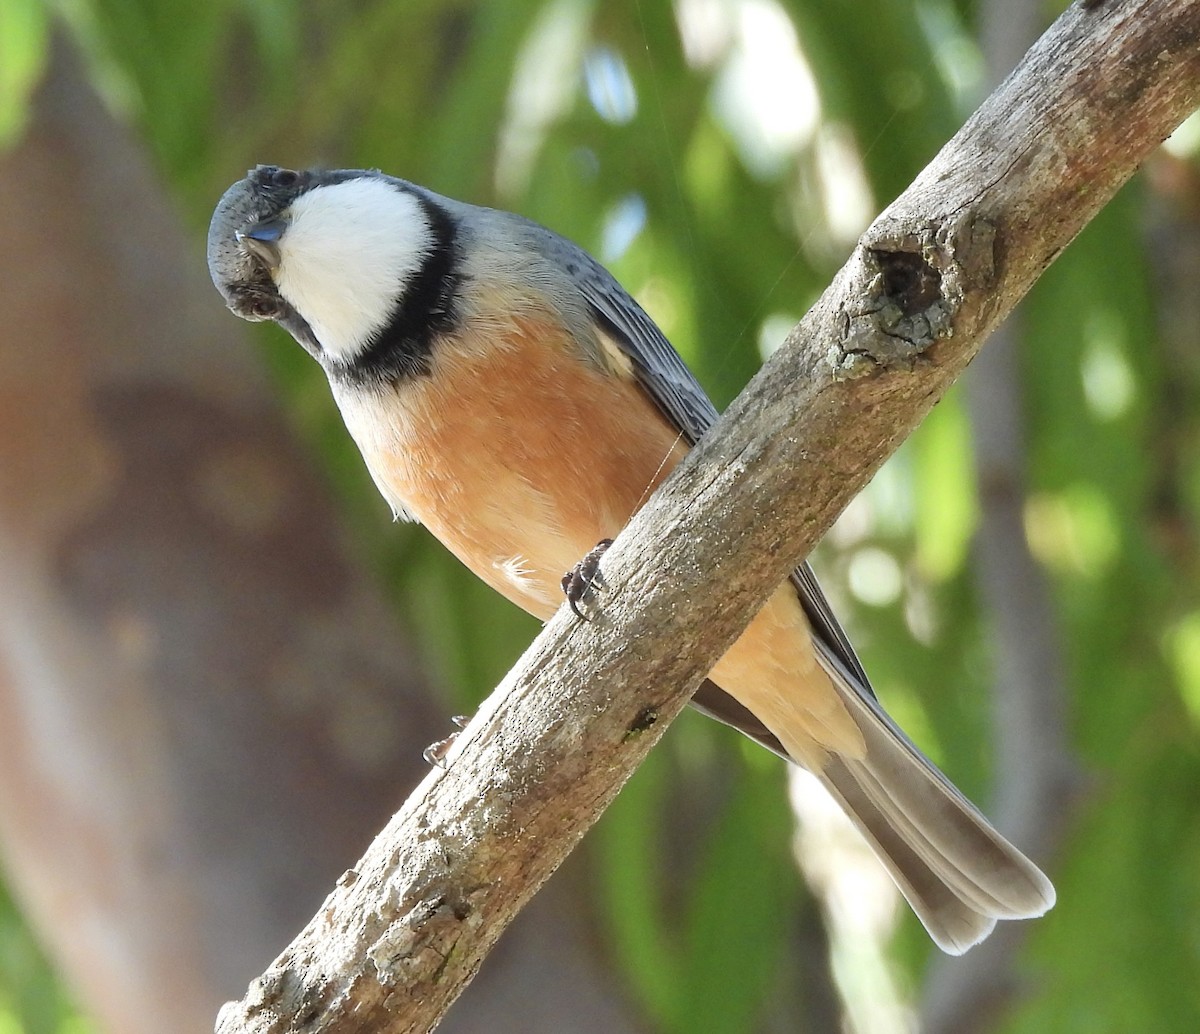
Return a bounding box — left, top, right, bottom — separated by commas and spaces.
3, 0, 1199, 1030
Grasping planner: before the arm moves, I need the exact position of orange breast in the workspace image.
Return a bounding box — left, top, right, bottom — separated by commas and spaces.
334, 311, 687, 618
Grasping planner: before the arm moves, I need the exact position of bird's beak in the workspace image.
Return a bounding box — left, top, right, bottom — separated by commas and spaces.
236, 218, 287, 271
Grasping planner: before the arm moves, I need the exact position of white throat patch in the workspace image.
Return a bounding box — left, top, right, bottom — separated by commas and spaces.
273, 177, 432, 362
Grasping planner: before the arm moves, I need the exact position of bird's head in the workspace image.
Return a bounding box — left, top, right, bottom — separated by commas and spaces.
207, 165, 447, 371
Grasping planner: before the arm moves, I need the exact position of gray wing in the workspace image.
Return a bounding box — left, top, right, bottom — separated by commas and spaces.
557, 238, 876, 711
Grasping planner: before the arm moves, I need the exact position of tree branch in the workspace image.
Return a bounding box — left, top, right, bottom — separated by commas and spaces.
215, 2, 1200, 1031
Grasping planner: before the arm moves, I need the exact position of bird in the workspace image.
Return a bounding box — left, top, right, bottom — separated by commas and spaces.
207, 164, 1055, 954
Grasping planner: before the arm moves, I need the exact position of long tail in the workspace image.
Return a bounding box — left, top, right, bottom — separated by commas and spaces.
814, 656, 1055, 955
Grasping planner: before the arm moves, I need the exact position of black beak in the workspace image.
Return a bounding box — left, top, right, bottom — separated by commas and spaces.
236, 218, 286, 270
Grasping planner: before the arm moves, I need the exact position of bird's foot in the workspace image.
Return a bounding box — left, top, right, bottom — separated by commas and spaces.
561, 538, 613, 621
422, 714, 471, 768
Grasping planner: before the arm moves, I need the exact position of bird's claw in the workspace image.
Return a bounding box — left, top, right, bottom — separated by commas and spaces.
422, 715, 473, 768
561, 538, 613, 621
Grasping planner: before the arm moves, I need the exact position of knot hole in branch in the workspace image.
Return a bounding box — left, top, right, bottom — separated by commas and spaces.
872, 248, 943, 316
833, 240, 956, 379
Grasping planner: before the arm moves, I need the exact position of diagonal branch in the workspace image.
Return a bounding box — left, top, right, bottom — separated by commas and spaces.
215, 2, 1200, 1031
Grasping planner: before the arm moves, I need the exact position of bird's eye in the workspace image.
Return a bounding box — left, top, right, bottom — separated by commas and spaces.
268, 168, 300, 188
250, 299, 281, 320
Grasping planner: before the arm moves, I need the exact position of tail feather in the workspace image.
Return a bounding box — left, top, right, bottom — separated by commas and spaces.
816, 660, 1055, 955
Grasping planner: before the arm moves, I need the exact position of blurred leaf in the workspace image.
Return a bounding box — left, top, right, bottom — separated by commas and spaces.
911, 385, 979, 581
0, 0, 48, 148
672, 765, 796, 1034
594, 749, 683, 1028
0, 885, 91, 1033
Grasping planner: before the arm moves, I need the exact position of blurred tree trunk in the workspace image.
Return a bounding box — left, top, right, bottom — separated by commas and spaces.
922, 0, 1081, 1029
1146, 131, 1200, 567
0, 37, 644, 1034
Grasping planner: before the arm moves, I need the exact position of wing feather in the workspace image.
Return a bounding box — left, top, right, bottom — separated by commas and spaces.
537, 230, 877, 707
